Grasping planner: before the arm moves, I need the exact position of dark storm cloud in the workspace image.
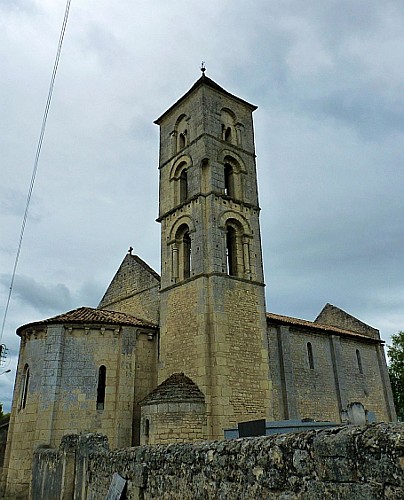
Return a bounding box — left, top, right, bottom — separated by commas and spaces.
0, 274, 73, 313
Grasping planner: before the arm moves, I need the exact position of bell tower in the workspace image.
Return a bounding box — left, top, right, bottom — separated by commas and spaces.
155, 71, 271, 439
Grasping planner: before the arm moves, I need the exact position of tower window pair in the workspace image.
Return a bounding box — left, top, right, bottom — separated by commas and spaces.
222, 124, 233, 143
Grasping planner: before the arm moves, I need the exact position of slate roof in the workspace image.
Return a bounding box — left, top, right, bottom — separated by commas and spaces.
266, 312, 382, 343
154, 73, 257, 125
17, 306, 158, 335
140, 373, 205, 405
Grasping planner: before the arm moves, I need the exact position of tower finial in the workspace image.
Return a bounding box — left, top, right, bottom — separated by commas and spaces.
201, 61, 206, 75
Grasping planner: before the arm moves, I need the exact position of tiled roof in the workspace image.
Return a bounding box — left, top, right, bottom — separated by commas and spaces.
17, 307, 158, 335
266, 312, 381, 342
140, 373, 205, 405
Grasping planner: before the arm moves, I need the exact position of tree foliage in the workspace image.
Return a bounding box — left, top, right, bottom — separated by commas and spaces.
388, 331, 404, 421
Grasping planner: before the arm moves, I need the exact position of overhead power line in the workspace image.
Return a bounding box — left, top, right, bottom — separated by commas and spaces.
0, 0, 73, 343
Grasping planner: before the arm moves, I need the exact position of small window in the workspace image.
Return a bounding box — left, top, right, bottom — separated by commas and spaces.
183, 231, 191, 279
175, 224, 192, 281
20, 364, 30, 410
145, 418, 150, 445
179, 169, 188, 203
97, 365, 106, 410
356, 349, 363, 374
224, 163, 234, 197
179, 132, 186, 149
307, 342, 314, 369
226, 225, 238, 276
224, 127, 232, 142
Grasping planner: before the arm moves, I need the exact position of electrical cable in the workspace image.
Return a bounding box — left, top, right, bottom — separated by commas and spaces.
0, 0, 72, 344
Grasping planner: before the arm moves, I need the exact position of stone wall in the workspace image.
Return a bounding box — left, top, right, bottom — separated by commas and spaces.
98, 254, 160, 325
315, 303, 380, 339
267, 322, 395, 424
31, 423, 404, 500
0, 416, 9, 483
2, 323, 156, 499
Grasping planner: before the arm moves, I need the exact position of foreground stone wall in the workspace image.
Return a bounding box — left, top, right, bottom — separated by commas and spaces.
31, 423, 404, 500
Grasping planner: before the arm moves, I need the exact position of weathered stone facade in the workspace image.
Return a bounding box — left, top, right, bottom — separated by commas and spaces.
30, 423, 404, 499
1, 308, 157, 499
139, 373, 207, 445
267, 313, 395, 423
1, 74, 397, 498
157, 75, 270, 439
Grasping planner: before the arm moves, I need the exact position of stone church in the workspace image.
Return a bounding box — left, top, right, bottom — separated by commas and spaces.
1, 73, 396, 498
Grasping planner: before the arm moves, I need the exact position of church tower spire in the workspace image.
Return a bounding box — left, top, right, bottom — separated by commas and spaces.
155, 74, 271, 439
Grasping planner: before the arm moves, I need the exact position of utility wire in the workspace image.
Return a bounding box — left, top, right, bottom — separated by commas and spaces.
0, 0, 72, 343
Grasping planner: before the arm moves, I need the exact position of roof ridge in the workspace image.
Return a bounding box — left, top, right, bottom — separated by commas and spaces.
17, 306, 158, 335
266, 312, 380, 341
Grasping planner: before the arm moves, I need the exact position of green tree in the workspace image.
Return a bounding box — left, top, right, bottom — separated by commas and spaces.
387, 331, 404, 421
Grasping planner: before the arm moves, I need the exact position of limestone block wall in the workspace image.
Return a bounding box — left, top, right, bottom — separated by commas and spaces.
290, 329, 340, 421
31, 423, 404, 500
267, 323, 395, 424
159, 276, 270, 440
140, 401, 207, 445
2, 322, 156, 499
315, 303, 380, 339
339, 338, 392, 420
98, 254, 160, 324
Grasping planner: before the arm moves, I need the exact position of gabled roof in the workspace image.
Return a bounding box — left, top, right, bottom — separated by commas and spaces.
139, 372, 205, 405
154, 73, 257, 125
17, 306, 158, 336
266, 312, 382, 343
98, 253, 160, 310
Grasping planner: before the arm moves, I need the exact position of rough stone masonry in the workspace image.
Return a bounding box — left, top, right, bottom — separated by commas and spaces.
31, 422, 404, 500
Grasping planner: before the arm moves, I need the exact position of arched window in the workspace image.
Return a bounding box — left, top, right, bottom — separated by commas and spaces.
20, 364, 30, 410
179, 169, 188, 203
221, 155, 243, 199
356, 349, 363, 374
179, 132, 186, 149
97, 365, 106, 410
307, 342, 314, 369
226, 225, 238, 276
224, 163, 235, 197
224, 219, 244, 277
221, 109, 236, 145
175, 224, 192, 280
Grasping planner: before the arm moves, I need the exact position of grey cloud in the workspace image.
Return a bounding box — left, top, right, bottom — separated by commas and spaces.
0, 274, 73, 314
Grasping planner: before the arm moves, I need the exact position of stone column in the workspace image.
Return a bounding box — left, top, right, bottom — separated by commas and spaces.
277, 326, 299, 420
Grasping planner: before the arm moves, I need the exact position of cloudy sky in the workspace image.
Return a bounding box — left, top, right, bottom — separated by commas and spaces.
1, 0, 403, 411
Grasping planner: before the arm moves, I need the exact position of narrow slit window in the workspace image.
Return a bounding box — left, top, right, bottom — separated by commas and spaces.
97, 365, 106, 410
20, 364, 30, 410
307, 342, 314, 369
145, 418, 150, 444
179, 131, 186, 149
224, 163, 234, 198
183, 231, 191, 279
356, 349, 363, 374
179, 169, 188, 203
224, 126, 232, 142
226, 225, 238, 276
